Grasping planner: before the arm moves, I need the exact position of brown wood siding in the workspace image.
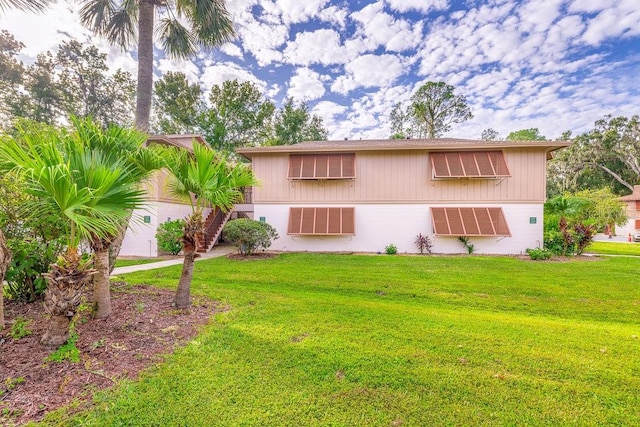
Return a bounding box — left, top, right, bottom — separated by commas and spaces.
252, 148, 546, 203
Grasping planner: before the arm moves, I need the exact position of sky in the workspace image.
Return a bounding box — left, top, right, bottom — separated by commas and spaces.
1, 0, 639, 141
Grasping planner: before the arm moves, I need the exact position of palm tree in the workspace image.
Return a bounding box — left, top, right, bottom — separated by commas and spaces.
0, 229, 11, 330
0, 121, 148, 347
69, 118, 162, 319
162, 141, 257, 308
0, 0, 48, 14
78, 0, 235, 132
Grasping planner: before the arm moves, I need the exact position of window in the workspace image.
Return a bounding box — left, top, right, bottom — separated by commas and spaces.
288, 207, 355, 235
430, 151, 510, 178
288, 153, 356, 179
431, 207, 511, 236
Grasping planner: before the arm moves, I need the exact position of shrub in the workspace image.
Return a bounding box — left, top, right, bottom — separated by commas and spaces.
526, 248, 553, 260
385, 244, 397, 255
10, 316, 32, 339
223, 219, 278, 256
414, 233, 433, 254
156, 219, 185, 255
457, 236, 475, 254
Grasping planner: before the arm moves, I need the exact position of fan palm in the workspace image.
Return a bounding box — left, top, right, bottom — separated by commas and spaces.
78, 0, 235, 132
0, 0, 48, 13
0, 121, 149, 347
163, 141, 257, 308
70, 117, 162, 319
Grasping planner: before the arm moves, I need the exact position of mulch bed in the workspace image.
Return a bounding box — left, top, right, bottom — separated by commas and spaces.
0, 283, 223, 426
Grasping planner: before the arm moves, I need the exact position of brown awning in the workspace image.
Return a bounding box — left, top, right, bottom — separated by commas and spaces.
431, 151, 510, 178
288, 153, 356, 179
431, 207, 511, 236
288, 207, 355, 235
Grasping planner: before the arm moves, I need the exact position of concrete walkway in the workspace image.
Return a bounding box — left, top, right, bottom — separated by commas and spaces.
111, 245, 236, 275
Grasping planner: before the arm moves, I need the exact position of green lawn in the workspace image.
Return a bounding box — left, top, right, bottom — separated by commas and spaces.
585, 241, 640, 256
41, 254, 640, 426
114, 258, 165, 267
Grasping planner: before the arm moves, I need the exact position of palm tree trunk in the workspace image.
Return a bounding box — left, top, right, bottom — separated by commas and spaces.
41, 250, 96, 348
0, 230, 10, 330
92, 247, 111, 319
135, 0, 154, 132
174, 249, 195, 309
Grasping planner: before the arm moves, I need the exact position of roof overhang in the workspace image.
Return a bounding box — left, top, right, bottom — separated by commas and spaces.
237, 138, 572, 160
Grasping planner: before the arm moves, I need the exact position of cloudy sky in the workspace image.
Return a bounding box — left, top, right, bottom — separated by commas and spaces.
1, 0, 639, 140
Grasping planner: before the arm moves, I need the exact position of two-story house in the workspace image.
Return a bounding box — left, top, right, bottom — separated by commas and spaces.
237, 138, 570, 254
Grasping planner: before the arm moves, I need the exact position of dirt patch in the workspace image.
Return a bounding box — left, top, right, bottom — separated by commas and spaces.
0, 283, 223, 426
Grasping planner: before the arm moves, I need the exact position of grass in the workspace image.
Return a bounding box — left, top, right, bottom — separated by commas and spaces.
585, 241, 640, 256
114, 258, 163, 267
39, 254, 640, 426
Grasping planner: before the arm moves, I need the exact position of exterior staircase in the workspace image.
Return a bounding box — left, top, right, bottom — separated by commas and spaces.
196, 188, 254, 253
197, 208, 233, 253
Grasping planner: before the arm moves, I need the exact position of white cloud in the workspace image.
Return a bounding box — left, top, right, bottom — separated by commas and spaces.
331, 54, 406, 94
273, 0, 330, 24
351, 1, 424, 52
199, 62, 267, 94
385, 0, 449, 14
220, 43, 243, 59
283, 29, 349, 66
287, 67, 326, 101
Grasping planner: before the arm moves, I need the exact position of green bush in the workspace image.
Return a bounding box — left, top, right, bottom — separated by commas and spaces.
526, 247, 553, 260
156, 219, 185, 255
223, 219, 278, 256
385, 244, 397, 255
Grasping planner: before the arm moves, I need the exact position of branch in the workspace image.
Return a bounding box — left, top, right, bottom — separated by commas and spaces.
596, 164, 634, 191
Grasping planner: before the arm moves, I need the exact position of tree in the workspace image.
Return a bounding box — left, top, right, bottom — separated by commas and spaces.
0, 120, 148, 347
548, 115, 640, 194
480, 128, 500, 140
57, 40, 136, 127
152, 71, 204, 135
272, 97, 328, 145
162, 142, 257, 308
0, 229, 10, 330
506, 128, 546, 141
0, 31, 25, 127
79, 0, 235, 132
70, 118, 161, 320
389, 82, 472, 139
202, 80, 275, 152
389, 102, 411, 139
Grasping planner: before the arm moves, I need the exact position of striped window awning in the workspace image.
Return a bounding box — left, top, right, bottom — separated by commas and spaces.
431, 207, 511, 236
288, 153, 356, 179
430, 151, 510, 178
288, 207, 355, 235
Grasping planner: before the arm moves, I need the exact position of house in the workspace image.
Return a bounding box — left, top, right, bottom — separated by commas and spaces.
120, 134, 232, 257
236, 138, 570, 255
619, 185, 640, 238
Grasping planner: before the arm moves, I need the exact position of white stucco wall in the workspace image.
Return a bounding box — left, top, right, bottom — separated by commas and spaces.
255, 203, 544, 255
120, 202, 207, 257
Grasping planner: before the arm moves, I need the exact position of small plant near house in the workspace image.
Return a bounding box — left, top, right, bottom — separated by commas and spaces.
457, 236, 475, 254
46, 330, 80, 363
414, 233, 433, 254
10, 316, 32, 340
223, 219, 279, 256
526, 247, 553, 260
385, 244, 398, 255
155, 219, 186, 255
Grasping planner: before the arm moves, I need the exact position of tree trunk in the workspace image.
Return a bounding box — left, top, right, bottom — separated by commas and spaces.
174, 250, 195, 309
92, 247, 111, 319
135, 0, 155, 132
41, 250, 96, 348
40, 315, 71, 348
0, 229, 10, 331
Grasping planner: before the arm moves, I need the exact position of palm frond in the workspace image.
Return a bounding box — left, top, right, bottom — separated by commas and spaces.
79, 0, 117, 36
0, 0, 48, 14
177, 0, 235, 46
79, 0, 137, 48
156, 17, 197, 59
